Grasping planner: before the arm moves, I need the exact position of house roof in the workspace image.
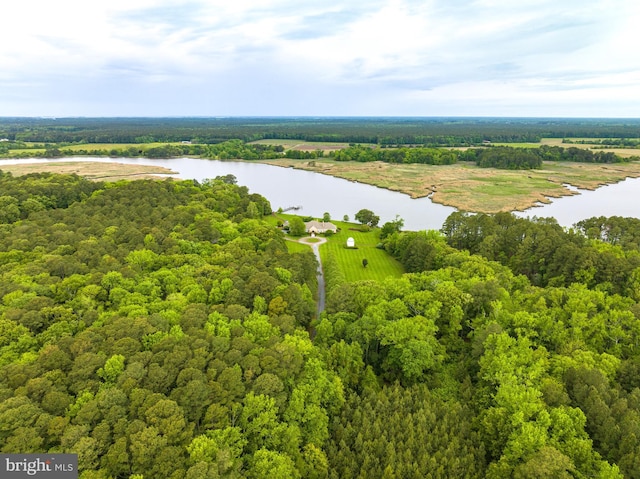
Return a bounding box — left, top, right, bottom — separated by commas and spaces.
305, 220, 337, 231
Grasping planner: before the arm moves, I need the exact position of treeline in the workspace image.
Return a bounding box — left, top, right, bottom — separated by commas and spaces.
435, 212, 640, 295
4, 140, 286, 161
332, 144, 458, 164
577, 216, 640, 250
0, 170, 100, 223
537, 145, 621, 163
330, 144, 628, 169
3, 117, 640, 146
463, 145, 625, 169
0, 141, 14, 155
564, 138, 640, 148
467, 147, 543, 169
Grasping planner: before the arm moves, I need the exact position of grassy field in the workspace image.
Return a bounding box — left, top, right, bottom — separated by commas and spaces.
6, 142, 204, 156
0, 161, 178, 181
249, 139, 372, 152
283, 240, 311, 254
62, 142, 195, 152
258, 157, 640, 213
269, 214, 404, 282
8, 148, 47, 155
319, 222, 404, 282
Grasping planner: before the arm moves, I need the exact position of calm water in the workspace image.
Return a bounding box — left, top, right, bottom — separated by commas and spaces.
515, 180, 640, 226
2, 157, 640, 230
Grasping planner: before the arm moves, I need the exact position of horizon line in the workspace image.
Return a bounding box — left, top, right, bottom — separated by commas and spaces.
2, 115, 640, 121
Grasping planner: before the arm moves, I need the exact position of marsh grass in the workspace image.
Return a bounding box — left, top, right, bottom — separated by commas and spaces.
0, 161, 177, 181
258, 157, 640, 213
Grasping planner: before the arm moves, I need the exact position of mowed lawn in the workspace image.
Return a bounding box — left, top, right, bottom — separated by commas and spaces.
283, 240, 311, 254
269, 214, 405, 282
320, 221, 404, 282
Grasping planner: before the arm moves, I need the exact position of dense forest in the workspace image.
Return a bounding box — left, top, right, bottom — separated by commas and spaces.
2, 117, 640, 146
3, 170, 640, 477
0, 139, 284, 161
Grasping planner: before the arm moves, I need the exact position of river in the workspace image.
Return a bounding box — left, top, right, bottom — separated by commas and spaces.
2, 156, 640, 230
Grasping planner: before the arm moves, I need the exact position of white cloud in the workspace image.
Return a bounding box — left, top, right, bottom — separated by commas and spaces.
1, 0, 639, 116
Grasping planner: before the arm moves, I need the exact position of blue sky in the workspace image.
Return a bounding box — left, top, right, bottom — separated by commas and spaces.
1, 0, 639, 117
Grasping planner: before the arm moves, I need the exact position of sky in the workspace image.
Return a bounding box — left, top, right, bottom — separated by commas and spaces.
1, 0, 639, 117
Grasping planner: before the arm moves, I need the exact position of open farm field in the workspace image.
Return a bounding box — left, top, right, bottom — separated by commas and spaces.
250, 139, 371, 152
491, 138, 565, 148
258, 157, 640, 213
62, 142, 196, 151
8, 148, 47, 155
0, 161, 177, 181
6, 142, 206, 157
495, 138, 606, 147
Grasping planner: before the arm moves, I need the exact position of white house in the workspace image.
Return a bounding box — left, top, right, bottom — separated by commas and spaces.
305, 220, 338, 234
